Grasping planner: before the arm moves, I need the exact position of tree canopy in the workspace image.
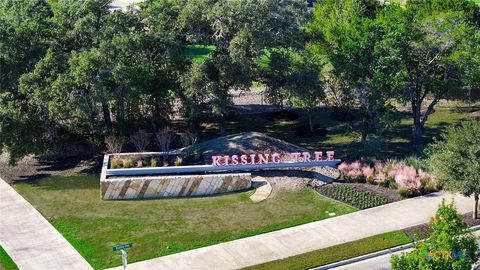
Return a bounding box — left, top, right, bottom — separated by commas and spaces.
391, 200, 478, 269
0, 0, 479, 163
428, 121, 480, 219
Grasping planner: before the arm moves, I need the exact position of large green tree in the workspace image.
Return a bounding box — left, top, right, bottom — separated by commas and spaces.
0, 0, 53, 162
399, 0, 480, 141
428, 121, 480, 219
307, 0, 404, 143
391, 200, 478, 269
286, 53, 324, 133
1, 0, 188, 163
180, 0, 308, 135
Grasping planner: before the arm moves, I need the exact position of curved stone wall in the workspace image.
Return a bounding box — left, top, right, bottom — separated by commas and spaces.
101, 173, 251, 200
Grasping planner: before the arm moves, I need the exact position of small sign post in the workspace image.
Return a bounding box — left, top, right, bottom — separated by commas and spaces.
113, 243, 133, 270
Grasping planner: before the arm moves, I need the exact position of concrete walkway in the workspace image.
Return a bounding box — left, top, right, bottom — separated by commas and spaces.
0, 178, 92, 270
108, 192, 473, 270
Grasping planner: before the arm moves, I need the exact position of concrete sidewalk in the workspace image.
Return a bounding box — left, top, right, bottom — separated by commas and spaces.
0, 178, 92, 270
108, 192, 473, 270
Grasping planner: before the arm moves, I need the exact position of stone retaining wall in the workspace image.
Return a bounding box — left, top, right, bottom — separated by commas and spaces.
101, 173, 252, 200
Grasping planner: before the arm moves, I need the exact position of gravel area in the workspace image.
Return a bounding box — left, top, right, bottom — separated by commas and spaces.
253, 167, 338, 198
255, 170, 314, 197
183, 131, 309, 162
231, 87, 285, 114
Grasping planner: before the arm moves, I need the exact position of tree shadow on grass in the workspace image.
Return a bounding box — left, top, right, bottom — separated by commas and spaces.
11, 154, 102, 185
25, 173, 99, 191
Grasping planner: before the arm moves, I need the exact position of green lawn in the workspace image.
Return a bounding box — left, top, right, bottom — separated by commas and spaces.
13, 174, 355, 269
242, 230, 412, 270
199, 108, 470, 159
186, 45, 215, 63
0, 246, 18, 270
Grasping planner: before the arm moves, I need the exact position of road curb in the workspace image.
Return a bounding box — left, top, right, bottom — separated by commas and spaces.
311, 225, 480, 270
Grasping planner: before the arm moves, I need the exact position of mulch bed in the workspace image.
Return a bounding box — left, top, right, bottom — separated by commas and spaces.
402, 212, 480, 241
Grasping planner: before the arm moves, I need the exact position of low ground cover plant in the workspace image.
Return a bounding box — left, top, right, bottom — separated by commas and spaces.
338, 159, 437, 197
318, 185, 389, 209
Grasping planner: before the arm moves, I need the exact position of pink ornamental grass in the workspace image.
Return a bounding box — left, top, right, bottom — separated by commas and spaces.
347, 167, 363, 180
338, 162, 350, 175
418, 169, 431, 182
394, 165, 421, 190
350, 161, 362, 170
362, 165, 375, 180
373, 161, 387, 183
374, 161, 386, 174
388, 163, 402, 179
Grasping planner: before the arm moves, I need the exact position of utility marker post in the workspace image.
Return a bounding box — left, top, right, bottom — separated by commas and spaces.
121, 249, 127, 270
113, 243, 133, 270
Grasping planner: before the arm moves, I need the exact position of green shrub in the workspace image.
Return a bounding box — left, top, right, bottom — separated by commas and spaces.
174, 156, 183, 166
318, 185, 389, 209
354, 176, 366, 183
398, 188, 409, 198
423, 183, 436, 193
388, 179, 397, 189
366, 177, 375, 185
402, 156, 431, 172
110, 159, 123, 169
124, 158, 134, 168
150, 158, 158, 167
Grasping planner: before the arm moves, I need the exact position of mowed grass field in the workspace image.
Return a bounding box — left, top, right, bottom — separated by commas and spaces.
13, 174, 355, 269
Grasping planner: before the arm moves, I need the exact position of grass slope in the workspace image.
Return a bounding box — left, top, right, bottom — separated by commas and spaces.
13, 174, 355, 269
243, 230, 412, 270
0, 246, 18, 270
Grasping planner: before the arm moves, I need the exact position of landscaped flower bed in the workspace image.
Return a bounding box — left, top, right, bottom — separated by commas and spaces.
337, 160, 438, 198
109, 154, 187, 169
318, 185, 389, 209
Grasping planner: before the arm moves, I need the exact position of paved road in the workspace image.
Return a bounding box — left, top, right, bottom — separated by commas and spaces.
107, 192, 473, 270
0, 178, 92, 270
331, 231, 480, 270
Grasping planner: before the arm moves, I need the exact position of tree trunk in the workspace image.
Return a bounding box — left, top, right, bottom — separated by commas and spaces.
116, 86, 125, 136
361, 117, 369, 144
102, 101, 113, 135
474, 193, 479, 220
308, 110, 313, 133
219, 116, 226, 136
412, 122, 422, 142
411, 97, 422, 142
